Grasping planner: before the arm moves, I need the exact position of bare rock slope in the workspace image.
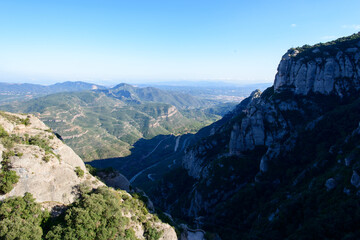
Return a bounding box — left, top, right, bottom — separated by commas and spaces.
0, 111, 103, 204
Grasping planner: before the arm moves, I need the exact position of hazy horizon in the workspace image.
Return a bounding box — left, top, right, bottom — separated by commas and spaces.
0, 79, 273, 88
1, 0, 359, 85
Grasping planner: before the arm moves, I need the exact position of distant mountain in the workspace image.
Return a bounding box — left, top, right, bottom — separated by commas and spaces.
1, 88, 226, 161
0, 81, 105, 104
101, 83, 209, 109
47, 81, 105, 92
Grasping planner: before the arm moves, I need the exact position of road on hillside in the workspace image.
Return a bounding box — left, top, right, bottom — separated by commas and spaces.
130, 136, 171, 183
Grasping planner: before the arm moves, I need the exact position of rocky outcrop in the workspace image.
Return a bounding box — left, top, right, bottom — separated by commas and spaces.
183, 90, 264, 179
229, 34, 360, 172
0, 112, 103, 204
325, 178, 337, 191
97, 170, 131, 191
229, 90, 290, 156
351, 171, 360, 188
153, 33, 360, 240
183, 149, 205, 179
274, 40, 360, 97
0, 112, 178, 239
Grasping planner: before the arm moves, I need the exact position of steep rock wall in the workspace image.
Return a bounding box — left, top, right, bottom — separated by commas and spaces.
274, 41, 360, 97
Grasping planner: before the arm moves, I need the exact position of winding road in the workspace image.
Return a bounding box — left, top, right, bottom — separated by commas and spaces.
130, 136, 171, 183
129, 161, 161, 183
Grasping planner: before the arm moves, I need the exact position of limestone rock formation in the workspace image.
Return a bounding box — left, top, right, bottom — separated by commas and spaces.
228, 34, 360, 173
0, 111, 178, 239
0, 112, 103, 204
172, 33, 360, 226
274, 43, 360, 97
325, 178, 337, 191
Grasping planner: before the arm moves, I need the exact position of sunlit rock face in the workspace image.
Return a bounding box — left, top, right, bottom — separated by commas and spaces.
274, 44, 360, 97
0, 112, 103, 204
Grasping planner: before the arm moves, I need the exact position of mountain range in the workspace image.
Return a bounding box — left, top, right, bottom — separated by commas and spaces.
0, 81, 106, 104
0, 84, 235, 161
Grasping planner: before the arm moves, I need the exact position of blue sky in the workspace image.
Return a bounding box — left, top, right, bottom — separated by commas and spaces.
0, 0, 359, 85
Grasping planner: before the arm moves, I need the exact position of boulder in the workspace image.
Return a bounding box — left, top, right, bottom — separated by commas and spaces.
351, 171, 360, 188
325, 178, 337, 191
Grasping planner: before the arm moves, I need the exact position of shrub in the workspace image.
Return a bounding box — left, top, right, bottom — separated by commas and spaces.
42, 155, 51, 162
16, 152, 23, 157
0, 192, 48, 240
75, 166, 84, 177
27, 135, 52, 152
0, 125, 8, 138
124, 229, 137, 239
21, 116, 31, 126
0, 170, 19, 194
46, 187, 130, 240
85, 164, 97, 176
144, 223, 162, 240
0, 151, 19, 194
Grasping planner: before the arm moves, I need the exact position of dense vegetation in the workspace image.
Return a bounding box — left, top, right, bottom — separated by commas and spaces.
292, 31, 360, 60
0, 193, 48, 240
0, 150, 19, 195
0, 187, 165, 240
0, 125, 20, 194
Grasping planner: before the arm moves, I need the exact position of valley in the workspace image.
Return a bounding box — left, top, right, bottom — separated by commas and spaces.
2, 1, 360, 240
0, 83, 244, 161
91, 33, 360, 239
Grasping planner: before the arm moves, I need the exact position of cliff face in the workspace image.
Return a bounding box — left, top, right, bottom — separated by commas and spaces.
0, 112, 103, 204
152, 33, 360, 239
229, 33, 360, 172
182, 90, 261, 179
274, 39, 360, 97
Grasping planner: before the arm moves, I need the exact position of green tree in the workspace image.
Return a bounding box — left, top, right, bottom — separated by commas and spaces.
0, 193, 48, 240
46, 187, 131, 240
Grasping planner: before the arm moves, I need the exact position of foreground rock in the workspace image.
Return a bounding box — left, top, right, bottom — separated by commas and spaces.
0, 111, 178, 239
0, 112, 103, 204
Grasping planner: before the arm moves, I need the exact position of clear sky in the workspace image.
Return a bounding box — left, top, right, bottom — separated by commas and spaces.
0, 0, 359, 85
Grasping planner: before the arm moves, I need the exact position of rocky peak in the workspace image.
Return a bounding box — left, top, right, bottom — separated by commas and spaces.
227, 34, 360, 173
274, 33, 360, 97
249, 89, 262, 99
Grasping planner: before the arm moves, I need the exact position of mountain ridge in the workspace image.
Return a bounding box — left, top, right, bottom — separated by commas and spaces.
137, 33, 360, 239
0, 87, 224, 161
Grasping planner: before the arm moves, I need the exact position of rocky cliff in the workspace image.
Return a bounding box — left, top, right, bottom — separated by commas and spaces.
0, 111, 178, 240
0, 111, 103, 204
152, 33, 360, 240
229, 33, 360, 173
274, 36, 360, 97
